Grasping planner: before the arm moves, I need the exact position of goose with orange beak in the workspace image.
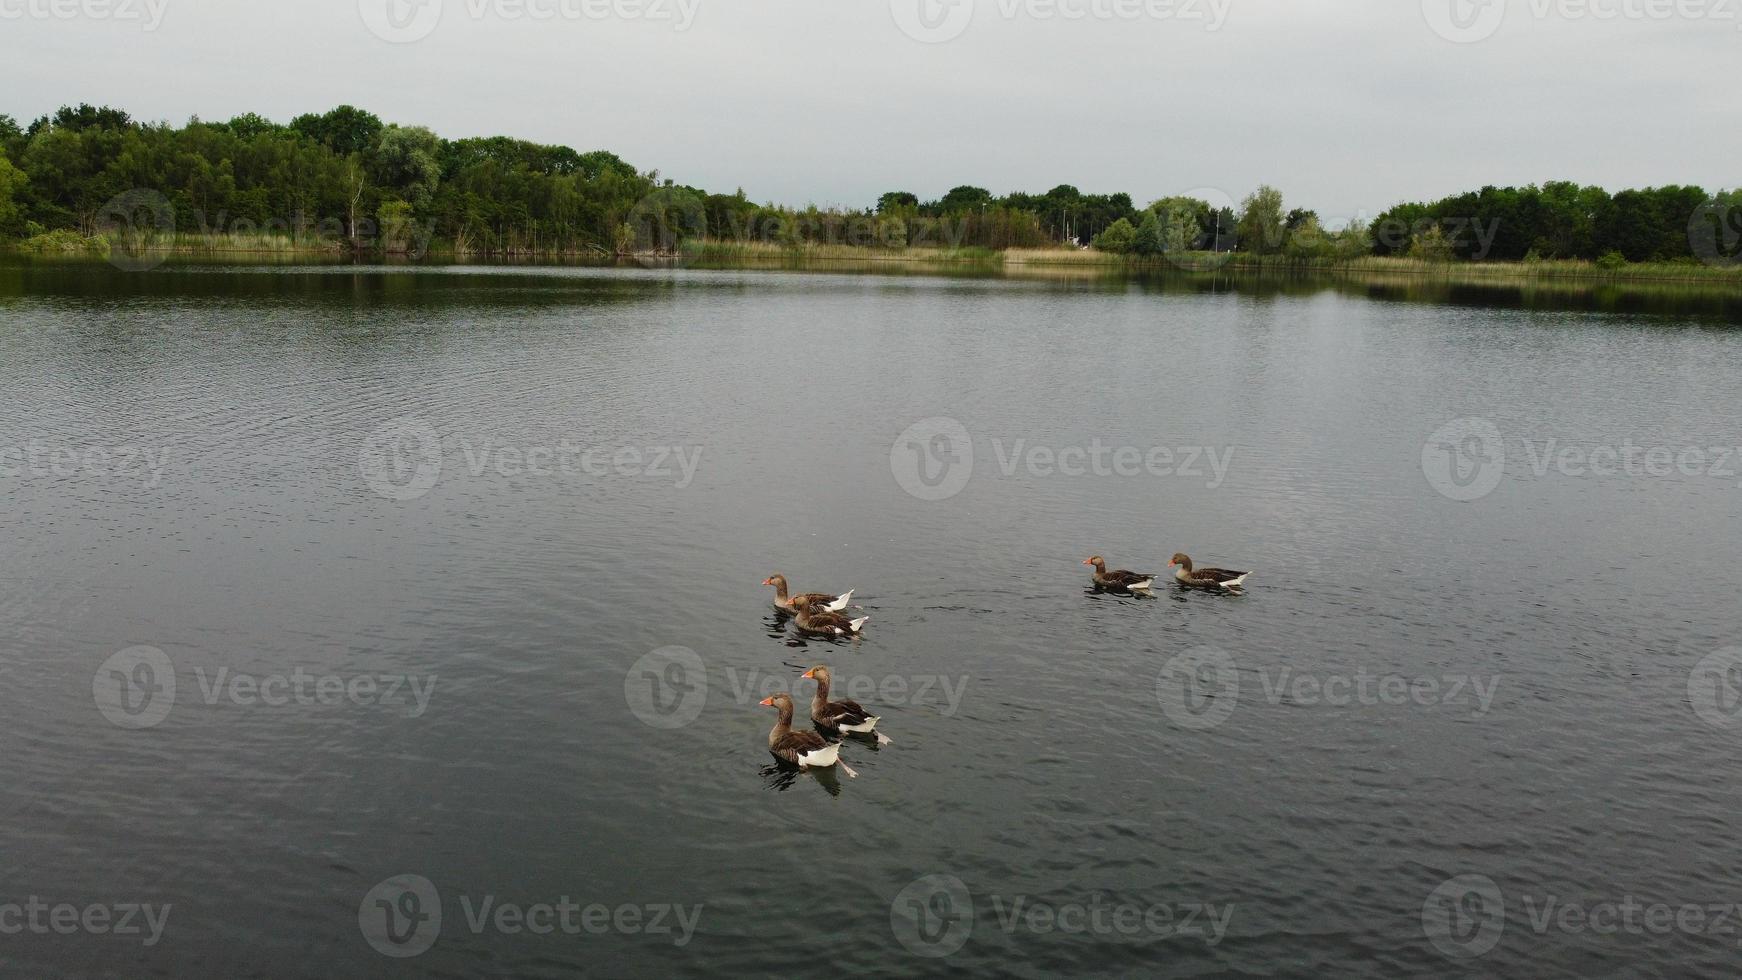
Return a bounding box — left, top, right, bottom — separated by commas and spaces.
759, 692, 857, 777
802, 666, 892, 745
1084, 556, 1155, 592
762, 574, 853, 614
1169, 553, 1252, 591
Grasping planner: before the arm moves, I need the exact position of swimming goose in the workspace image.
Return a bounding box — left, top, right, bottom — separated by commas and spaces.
802, 666, 892, 745
763, 574, 853, 614
792, 600, 869, 638
1169, 553, 1251, 591
1084, 556, 1155, 591
760, 692, 856, 776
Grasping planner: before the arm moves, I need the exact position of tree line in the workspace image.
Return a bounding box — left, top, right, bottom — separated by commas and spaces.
0, 104, 1735, 264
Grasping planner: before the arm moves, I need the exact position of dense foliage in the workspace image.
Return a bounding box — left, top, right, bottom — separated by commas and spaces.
0, 104, 1734, 264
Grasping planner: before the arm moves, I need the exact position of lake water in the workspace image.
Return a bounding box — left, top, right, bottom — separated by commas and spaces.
4, 257, 1741, 977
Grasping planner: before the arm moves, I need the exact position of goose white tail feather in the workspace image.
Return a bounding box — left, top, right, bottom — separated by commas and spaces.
825, 590, 854, 612
874, 731, 893, 746
1221, 573, 1252, 589
849, 616, 869, 633
799, 742, 841, 767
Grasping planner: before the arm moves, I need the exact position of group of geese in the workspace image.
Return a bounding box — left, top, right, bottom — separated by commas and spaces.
756, 553, 1251, 778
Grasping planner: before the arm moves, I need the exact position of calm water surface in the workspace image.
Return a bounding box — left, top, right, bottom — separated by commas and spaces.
3, 259, 1741, 977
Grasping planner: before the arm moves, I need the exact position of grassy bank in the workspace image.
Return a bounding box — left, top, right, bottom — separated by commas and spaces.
8, 233, 1740, 288
1005, 248, 1742, 285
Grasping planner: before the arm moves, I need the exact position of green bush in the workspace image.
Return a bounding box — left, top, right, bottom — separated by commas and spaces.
1092, 217, 1137, 254
19, 229, 108, 253
1595, 251, 1627, 270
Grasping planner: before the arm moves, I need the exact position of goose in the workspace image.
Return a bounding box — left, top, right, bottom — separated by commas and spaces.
1169, 553, 1252, 591
1084, 556, 1155, 591
792, 600, 869, 638
759, 692, 856, 777
763, 575, 853, 615
802, 666, 892, 745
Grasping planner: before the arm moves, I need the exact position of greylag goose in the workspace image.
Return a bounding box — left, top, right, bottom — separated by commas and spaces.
1169, 553, 1251, 591
1084, 556, 1155, 591
763, 574, 853, 614
759, 692, 856, 776
802, 666, 892, 745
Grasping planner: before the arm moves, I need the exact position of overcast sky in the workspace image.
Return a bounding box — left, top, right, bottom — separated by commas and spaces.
3, 0, 1736, 219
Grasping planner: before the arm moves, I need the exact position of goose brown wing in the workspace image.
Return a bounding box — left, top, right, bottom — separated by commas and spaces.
772, 729, 829, 762
820, 699, 872, 726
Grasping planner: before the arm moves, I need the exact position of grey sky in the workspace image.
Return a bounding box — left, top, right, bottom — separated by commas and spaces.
3, 0, 1736, 220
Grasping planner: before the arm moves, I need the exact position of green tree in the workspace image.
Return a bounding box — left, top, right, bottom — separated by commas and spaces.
935, 185, 993, 214
876, 191, 918, 213
1092, 217, 1137, 254
291, 105, 383, 157
0, 152, 27, 236
1237, 185, 1286, 255
1132, 211, 1166, 256
1409, 225, 1454, 262
372, 125, 442, 212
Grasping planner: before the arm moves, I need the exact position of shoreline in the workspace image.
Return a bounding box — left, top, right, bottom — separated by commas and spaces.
7, 237, 1741, 289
